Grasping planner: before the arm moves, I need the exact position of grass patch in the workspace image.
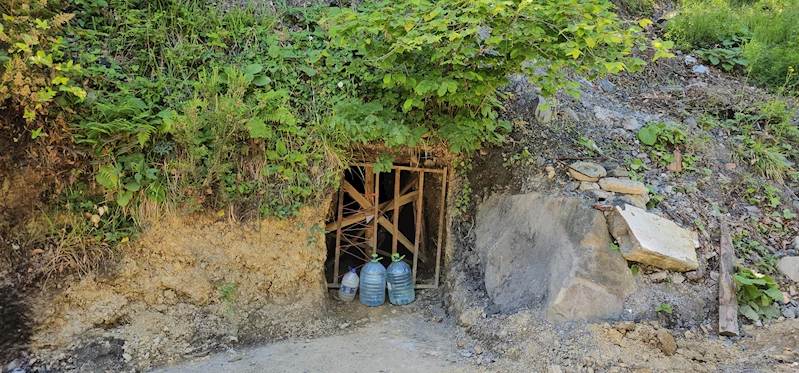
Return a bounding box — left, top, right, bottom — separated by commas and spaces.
666, 0, 799, 93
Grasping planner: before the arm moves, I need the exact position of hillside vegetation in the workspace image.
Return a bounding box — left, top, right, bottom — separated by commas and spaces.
1, 0, 669, 273
666, 0, 798, 93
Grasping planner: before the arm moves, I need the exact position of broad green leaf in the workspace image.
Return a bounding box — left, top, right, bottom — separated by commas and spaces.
738, 304, 759, 321
117, 190, 134, 207
125, 181, 141, 192
244, 64, 263, 75
276, 140, 288, 156
252, 75, 271, 86
637, 126, 658, 146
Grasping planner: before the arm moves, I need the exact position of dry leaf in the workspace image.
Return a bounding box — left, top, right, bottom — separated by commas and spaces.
667, 149, 682, 172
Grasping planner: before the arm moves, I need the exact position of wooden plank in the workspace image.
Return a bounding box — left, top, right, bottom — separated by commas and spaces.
324, 190, 419, 232
377, 216, 425, 263
350, 162, 446, 174
392, 170, 400, 255
334, 182, 344, 285
433, 168, 447, 288
719, 222, 740, 337
372, 169, 379, 255
413, 172, 424, 285
342, 180, 372, 209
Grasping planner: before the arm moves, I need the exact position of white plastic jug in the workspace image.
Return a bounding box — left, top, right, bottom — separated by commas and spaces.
338, 267, 359, 302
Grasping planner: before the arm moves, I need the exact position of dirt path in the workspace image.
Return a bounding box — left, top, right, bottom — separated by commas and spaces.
149, 314, 473, 373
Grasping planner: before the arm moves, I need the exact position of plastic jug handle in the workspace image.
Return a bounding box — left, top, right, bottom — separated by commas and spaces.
370, 253, 383, 263
391, 253, 405, 262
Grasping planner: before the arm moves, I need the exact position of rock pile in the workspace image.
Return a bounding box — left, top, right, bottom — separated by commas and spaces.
565, 161, 651, 208
563, 161, 700, 273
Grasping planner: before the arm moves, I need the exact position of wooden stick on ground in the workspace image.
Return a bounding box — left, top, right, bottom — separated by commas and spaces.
719, 222, 740, 336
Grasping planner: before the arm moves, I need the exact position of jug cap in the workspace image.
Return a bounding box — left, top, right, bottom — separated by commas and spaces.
391, 253, 405, 262
370, 253, 383, 263
348, 266, 357, 273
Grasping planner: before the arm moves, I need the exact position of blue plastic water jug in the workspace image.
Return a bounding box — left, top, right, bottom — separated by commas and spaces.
359, 254, 386, 307
386, 253, 414, 305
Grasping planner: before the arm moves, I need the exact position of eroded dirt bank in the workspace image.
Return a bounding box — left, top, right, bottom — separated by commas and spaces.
24, 206, 333, 371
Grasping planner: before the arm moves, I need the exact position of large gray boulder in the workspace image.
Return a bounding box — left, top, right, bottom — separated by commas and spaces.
475, 194, 635, 322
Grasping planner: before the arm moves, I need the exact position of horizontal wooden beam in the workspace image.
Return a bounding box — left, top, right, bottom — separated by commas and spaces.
325, 190, 419, 232
349, 162, 446, 174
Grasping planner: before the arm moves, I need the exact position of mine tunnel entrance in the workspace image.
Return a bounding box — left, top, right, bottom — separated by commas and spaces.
324, 164, 447, 289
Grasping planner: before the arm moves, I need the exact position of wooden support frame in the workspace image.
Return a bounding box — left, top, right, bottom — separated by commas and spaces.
327, 163, 447, 289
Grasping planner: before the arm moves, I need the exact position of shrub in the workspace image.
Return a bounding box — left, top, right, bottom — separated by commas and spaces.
0, 0, 86, 130
323, 0, 671, 152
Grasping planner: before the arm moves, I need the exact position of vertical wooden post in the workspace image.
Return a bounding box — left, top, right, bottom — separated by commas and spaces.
392, 169, 400, 255
433, 168, 447, 288
373, 169, 379, 256
719, 222, 740, 336
412, 171, 424, 285
333, 179, 345, 285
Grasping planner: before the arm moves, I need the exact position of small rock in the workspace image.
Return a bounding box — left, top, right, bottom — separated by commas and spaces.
598, 79, 616, 93
564, 182, 578, 193
777, 257, 799, 282
548, 365, 565, 373
563, 107, 580, 122
650, 271, 668, 282
5, 359, 23, 371
794, 236, 799, 251
591, 190, 615, 200
460, 351, 473, 358
683, 116, 698, 130
122, 353, 132, 362
546, 166, 556, 179
568, 161, 607, 182
684, 55, 697, 65
671, 273, 686, 284
579, 182, 600, 191
622, 117, 640, 131
339, 322, 350, 329
599, 178, 648, 195
657, 329, 677, 356
474, 346, 485, 355
607, 329, 624, 346
535, 95, 556, 124
782, 308, 796, 319
692, 65, 709, 74
617, 194, 650, 209
607, 166, 629, 178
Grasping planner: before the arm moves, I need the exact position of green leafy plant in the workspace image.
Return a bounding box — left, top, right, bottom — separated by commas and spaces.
694, 31, 752, 71
655, 303, 673, 314
576, 136, 603, 156
217, 281, 238, 313
502, 147, 534, 167
637, 122, 696, 170
0, 0, 86, 128
734, 267, 782, 321
453, 161, 472, 217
